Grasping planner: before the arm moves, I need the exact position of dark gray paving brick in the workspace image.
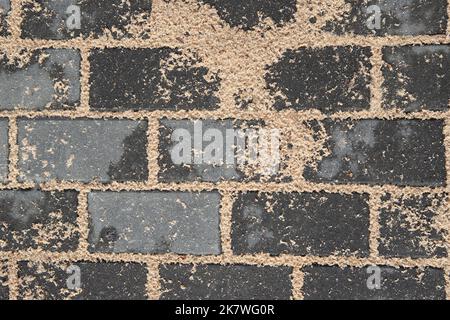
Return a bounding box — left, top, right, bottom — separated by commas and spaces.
303, 119, 446, 186
0, 0, 10, 36
199, 0, 296, 30
89, 48, 220, 111
302, 265, 446, 300
159, 119, 289, 183
160, 264, 293, 300
21, 0, 152, 39
232, 191, 370, 257
0, 190, 79, 252
88, 191, 221, 255
382, 45, 450, 112
0, 260, 7, 300
17, 260, 147, 300
0, 119, 8, 182
323, 0, 448, 36
379, 193, 448, 258
0, 48, 80, 110
265, 46, 372, 113
18, 119, 148, 183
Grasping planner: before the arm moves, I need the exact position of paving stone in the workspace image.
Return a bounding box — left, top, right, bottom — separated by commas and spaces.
159, 119, 289, 183
0, 190, 79, 251
159, 264, 293, 300
89, 47, 220, 111
232, 191, 370, 257
323, 0, 448, 36
0, 48, 80, 110
199, 0, 297, 30
17, 119, 148, 183
302, 265, 446, 300
0, 0, 10, 36
379, 193, 448, 258
0, 119, 7, 182
17, 260, 147, 300
303, 119, 446, 186
265, 46, 372, 113
21, 0, 152, 39
0, 260, 7, 300
382, 45, 450, 112
88, 191, 221, 255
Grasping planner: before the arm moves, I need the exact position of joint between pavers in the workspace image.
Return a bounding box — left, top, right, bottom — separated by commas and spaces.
368, 192, 381, 258
146, 116, 160, 185
146, 262, 161, 300
7, 257, 18, 300
219, 191, 234, 256
4, 250, 449, 270
76, 191, 90, 254
7, 116, 18, 183
369, 46, 383, 114
291, 268, 304, 300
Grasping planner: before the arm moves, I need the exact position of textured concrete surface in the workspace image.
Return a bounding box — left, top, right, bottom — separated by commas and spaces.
89, 47, 220, 111
0, 0, 449, 301
266, 46, 372, 113
17, 119, 148, 183
0, 48, 80, 110
0, 119, 8, 182
21, 0, 152, 39
88, 191, 221, 254
0, 190, 79, 251
303, 119, 446, 186
160, 264, 293, 299
17, 261, 148, 300
232, 191, 370, 256
302, 265, 446, 300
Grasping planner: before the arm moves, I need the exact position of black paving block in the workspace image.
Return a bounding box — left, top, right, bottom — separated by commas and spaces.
232, 191, 370, 257
0, 190, 79, 252
303, 119, 446, 186
266, 46, 372, 113
160, 264, 293, 300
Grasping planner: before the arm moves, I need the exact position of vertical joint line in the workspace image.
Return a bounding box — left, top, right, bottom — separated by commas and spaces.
220, 191, 234, 256
7, 117, 19, 183
9, 0, 23, 39
369, 46, 383, 113
369, 192, 381, 258
7, 258, 19, 300
146, 262, 161, 300
291, 267, 304, 300
79, 47, 91, 113
76, 190, 90, 253
147, 116, 160, 185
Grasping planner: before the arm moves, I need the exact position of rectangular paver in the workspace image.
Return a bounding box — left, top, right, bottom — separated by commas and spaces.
303, 119, 446, 186
159, 264, 293, 300
232, 191, 370, 257
88, 191, 221, 255
21, 0, 152, 39
17, 260, 148, 300
18, 119, 148, 183
302, 265, 446, 300
0, 48, 80, 110
89, 48, 220, 111
0, 190, 79, 252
